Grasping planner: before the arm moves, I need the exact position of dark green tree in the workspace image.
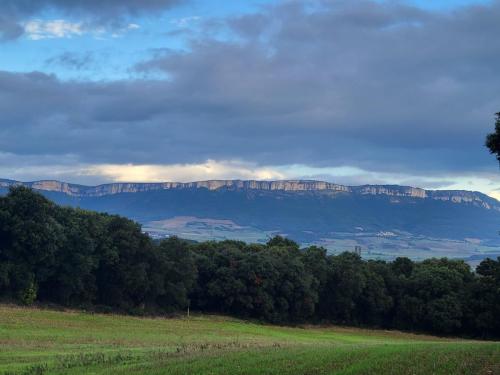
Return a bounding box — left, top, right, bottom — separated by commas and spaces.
318, 252, 366, 323
150, 237, 197, 311
0, 187, 63, 303
485, 112, 500, 162
358, 261, 393, 326
465, 257, 500, 337
395, 258, 472, 334
38, 208, 103, 306
266, 235, 299, 250
95, 215, 153, 311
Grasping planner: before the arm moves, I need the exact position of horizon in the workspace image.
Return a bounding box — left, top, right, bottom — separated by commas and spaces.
2, 176, 498, 196
1, 0, 500, 199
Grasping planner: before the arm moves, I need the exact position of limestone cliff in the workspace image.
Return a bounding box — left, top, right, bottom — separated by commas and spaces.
1, 178, 498, 211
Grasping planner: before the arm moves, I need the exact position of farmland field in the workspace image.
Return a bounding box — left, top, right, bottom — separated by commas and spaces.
143, 216, 500, 265
0, 305, 499, 375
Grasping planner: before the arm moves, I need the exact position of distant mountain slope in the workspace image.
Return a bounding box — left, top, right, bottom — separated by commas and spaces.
1, 178, 499, 209
1, 179, 500, 246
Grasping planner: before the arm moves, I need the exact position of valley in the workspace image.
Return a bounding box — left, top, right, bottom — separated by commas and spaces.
143, 216, 500, 264
2, 178, 500, 262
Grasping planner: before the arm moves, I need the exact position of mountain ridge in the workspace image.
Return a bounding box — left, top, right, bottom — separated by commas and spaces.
3, 178, 500, 257
1, 178, 498, 211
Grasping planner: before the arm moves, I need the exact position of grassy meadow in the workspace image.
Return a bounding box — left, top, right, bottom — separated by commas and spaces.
0, 304, 498, 375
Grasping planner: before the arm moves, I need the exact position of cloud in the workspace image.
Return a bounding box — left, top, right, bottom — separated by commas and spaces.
1, 153, 498, 198
0, 1, 500, 189
0, 0, 183, 18
0, 0, 181, 40
86, 160, 286, 182
170, 16, 201, 28
23, 19, 143, 40
0, 16, 24, 40
134, 0, 500, 172
0, 153, 286, 185
489, 190, 500, 200
24, 19, 84, 39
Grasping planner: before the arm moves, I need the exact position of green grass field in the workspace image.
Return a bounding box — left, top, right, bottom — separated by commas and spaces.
0, 305, 498, 375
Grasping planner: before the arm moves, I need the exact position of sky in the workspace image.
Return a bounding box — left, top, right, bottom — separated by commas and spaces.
1, 0, 500, 198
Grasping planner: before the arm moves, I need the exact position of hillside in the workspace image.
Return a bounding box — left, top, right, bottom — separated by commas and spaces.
1, 179, 498, 207
1, 304, 498, 375
2, 179, 500, 260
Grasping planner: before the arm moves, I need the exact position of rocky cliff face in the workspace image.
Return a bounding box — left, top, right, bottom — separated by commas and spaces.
0, 179, 352, 195
353, 185, 427, 198
1, 178, 498, 211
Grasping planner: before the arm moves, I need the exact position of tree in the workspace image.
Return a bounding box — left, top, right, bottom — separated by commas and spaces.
394, 258, 472, 334
0, 187, 63, 303
466, 257, 500, 337
266, 235, 299, 250
318, 252, 366, 323
38, 208, 102, 306
150, 237, 197, 311
94, 215, 153, 310
485, 112, 500, 163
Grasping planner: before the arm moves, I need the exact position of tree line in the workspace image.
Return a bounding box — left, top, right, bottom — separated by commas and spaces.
1, 187, 499, 338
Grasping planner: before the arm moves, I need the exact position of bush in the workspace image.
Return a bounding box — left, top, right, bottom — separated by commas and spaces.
19, 281, 38, 306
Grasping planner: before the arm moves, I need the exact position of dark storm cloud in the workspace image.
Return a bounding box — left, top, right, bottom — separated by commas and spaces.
0, 16, 24, 40
0, 0, 183, 40
1, 0, 500, 174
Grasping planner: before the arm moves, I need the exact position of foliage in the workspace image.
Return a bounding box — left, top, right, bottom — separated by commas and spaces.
18, 279, 37, 306
1, 187, 500, 338
486, 112, 500, 163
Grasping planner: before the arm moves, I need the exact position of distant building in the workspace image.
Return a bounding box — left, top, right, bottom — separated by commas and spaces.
354, 246, 362, 256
